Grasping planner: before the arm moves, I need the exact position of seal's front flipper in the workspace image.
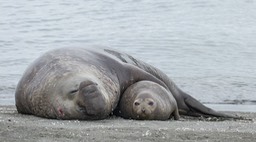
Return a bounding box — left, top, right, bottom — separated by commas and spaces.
173, 109, 180, 120
184, 95, 239, 119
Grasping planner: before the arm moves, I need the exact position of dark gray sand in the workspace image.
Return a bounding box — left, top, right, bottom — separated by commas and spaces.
0, 105, 255, 142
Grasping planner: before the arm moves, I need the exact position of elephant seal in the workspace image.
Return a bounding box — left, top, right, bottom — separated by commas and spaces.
16, 47, 236, 120
118, 81, 179, 120
15, 47, 168, 120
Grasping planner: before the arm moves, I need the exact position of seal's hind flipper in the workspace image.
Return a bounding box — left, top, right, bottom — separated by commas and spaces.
184, 95, 238, 118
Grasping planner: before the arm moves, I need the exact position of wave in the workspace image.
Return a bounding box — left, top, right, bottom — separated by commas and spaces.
203, 99, 256, 105
0, 85, 16, 94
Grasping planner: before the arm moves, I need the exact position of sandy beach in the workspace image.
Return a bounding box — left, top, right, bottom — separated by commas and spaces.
0, 105, 255, 142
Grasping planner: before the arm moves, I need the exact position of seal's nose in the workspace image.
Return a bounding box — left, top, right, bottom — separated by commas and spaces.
142, 108, 146, 113
79, 80, 97, 90
77, 81, 108, 119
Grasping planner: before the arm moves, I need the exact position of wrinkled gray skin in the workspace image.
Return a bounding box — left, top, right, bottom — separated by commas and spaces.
15, 47, 167, 120
16, 47, 235, 120
119, 81, 180, 120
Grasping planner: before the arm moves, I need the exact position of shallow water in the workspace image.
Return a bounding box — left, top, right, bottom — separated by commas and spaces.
0, 0, 256, 111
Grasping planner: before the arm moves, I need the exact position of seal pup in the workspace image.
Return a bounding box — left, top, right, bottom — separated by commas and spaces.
119, 81, 180, 120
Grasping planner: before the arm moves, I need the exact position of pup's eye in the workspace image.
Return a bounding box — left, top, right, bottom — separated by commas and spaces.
134, 102, 140, 106
148, 101, 154, 106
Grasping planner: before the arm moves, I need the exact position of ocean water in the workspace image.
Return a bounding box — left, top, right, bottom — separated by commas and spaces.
0, 0, 256, 112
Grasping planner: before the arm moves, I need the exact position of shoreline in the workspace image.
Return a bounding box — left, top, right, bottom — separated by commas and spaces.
2, 101, 256, 113
0, 105, 255, 142
205, 104, 256, 112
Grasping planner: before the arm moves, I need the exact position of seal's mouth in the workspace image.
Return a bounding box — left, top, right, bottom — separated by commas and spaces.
136, 114, 150, 120
77, 106, 95, 117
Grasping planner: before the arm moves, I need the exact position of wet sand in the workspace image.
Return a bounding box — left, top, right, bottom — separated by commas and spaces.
0, 105, 255, 142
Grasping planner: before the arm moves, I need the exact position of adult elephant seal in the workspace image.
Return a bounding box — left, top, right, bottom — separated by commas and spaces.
15, 47, 168, 120
119, 81, 180, 120
15, 47, 236, 120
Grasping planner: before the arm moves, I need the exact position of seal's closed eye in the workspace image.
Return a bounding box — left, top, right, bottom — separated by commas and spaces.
66, 89, 78, 100
69, 90, 78, 94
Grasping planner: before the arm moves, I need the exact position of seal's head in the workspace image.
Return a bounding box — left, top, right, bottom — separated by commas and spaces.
132, 91, 158, 119
53, 74, 111, 120
119, 80, 180, 120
